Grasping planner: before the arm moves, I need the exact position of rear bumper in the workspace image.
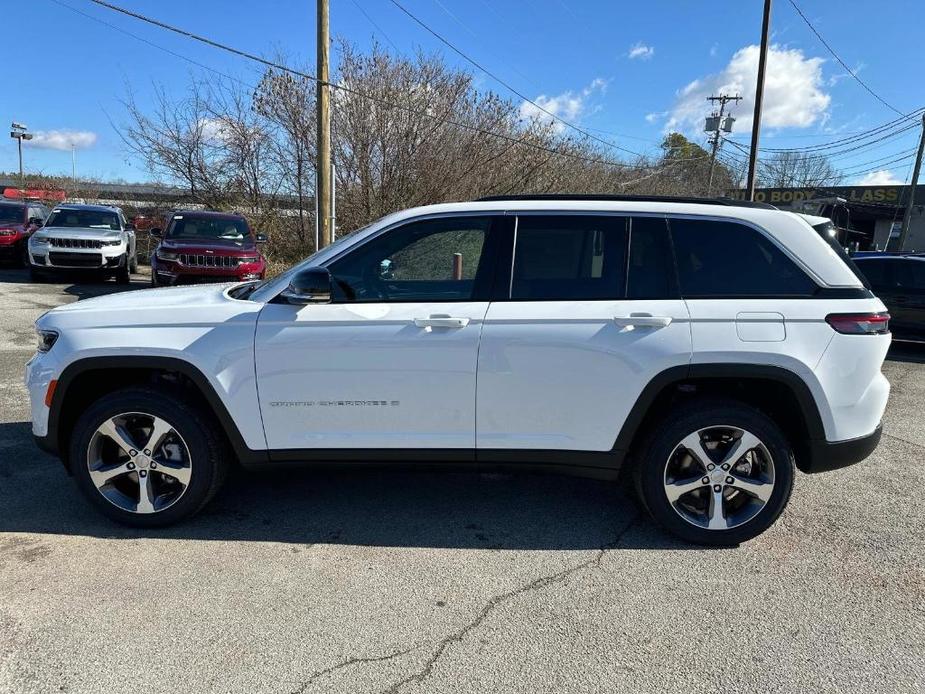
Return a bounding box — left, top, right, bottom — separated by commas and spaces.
804, 423, 882, 474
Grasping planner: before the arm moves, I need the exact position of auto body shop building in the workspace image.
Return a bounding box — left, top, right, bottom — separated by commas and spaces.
727, 184, 925, 252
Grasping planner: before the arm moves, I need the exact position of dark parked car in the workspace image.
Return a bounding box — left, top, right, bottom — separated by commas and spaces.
150, 210, 267, 286
853, 253, 925, 340
0, 200, 49, 266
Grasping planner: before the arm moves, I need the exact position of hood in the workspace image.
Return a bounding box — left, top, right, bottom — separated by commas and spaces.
36, 282, 264, 343
38, 226, 123, 241
160, 237, 257, 254
48, 283, 241, 317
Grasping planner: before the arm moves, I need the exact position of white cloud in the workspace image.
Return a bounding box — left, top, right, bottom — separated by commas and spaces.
628, 43, 654, 60
519, 78, 608, 132
662, 44, 831, 134
28, 129, 97, 151
710, 43, 719, 57
854, 169, 903, 186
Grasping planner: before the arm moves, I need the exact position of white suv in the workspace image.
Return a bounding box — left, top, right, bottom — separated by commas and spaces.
28, 203, 137, 283
25, 196, 891, 545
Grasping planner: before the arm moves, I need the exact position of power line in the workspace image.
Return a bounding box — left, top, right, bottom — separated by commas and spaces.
737, 107, 925, 154
347, 0, 401, 54
78, 0, 662, 171
49, 0, 259, 90
787, 0, 902, 116
385, 0, 646, 157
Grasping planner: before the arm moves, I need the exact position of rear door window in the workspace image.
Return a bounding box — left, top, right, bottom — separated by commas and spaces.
627, 216, 676, 299
669, 218, 817, 297
510, 215, 627, 300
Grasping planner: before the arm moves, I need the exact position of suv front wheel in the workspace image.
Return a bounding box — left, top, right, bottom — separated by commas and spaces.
634, 400, 795, 546
69, 388, 228, 526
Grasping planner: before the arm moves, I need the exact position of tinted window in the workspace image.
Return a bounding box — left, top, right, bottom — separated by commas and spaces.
0, 204, 25, 224
894, 260, 925, 291
855, 259, 890, 289
511, 215, 626, 300
670, 218, 816, 297
47, 208, 120, 230
627, 217, 675, 299
167, 215, 250, 241
329, 216, 492, 302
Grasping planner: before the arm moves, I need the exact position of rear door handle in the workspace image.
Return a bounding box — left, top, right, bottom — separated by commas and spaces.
414, 315, 470, 329
613, 315, 672, 328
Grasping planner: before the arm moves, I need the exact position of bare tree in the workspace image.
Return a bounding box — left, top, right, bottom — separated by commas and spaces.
758, 150, 842, 188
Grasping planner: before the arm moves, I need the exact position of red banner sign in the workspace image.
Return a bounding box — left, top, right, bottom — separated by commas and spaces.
3, 188, 67, 201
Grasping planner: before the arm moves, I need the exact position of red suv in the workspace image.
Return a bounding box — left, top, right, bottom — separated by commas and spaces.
150, 210, 267, 286
0, 200, 48, 266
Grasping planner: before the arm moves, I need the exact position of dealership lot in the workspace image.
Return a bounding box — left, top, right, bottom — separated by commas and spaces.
1, 268, 923, 693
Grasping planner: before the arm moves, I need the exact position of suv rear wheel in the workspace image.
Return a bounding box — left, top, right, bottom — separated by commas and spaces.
633, 400, 795, 546
69, 388, 228, 526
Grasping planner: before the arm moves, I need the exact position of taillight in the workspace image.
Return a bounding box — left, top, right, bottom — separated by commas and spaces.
825, 312, 890, 335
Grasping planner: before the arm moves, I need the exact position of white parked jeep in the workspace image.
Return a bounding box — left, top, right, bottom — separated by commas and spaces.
28, 203, 137, 283
26, 196, 891, 545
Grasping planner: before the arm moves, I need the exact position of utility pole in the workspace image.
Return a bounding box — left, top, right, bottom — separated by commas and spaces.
746, 0, 772, 200
705, 94, 741, 195
71, 143, 77, 182
896, 111, 925, 251
10, 122, 33, 200
316, 0, 332, 250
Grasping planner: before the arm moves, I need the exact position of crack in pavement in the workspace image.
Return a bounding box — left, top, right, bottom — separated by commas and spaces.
883, 431, 925, 450
289, 646, 416, 694
381, 515, 641, 694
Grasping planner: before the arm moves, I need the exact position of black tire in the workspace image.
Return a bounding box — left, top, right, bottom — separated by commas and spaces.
16, 241, 29, 268
115, 255, 131, 284
633, 399, 795, 546
69, 388, 229, 527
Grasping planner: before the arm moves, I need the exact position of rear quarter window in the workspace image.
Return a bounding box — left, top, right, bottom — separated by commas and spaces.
669, 218, 817, 297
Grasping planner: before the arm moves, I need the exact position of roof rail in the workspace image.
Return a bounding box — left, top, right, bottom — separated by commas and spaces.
475, 193, 778, 210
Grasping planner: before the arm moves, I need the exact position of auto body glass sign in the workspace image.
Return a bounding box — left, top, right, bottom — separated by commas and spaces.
727, 185, 925, 206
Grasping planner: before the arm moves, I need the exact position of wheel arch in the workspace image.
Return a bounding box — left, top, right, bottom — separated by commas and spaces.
48, 356, 266, 471
615, 364, 826, 473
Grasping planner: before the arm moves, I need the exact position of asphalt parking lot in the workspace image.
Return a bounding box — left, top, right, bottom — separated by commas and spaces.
1, 266, 923, 694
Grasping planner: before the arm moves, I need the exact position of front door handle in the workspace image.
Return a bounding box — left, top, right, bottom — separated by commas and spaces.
414, 314, 470, 329
613, 315, 672, 328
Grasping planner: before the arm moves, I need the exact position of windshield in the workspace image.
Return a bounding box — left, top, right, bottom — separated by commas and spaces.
0, 205, 25, 224
47, 209, 120, 230
167, 215, 251, 241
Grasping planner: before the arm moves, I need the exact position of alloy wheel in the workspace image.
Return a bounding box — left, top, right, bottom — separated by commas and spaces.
663, 425, 775, 531
86, 412, 192, 514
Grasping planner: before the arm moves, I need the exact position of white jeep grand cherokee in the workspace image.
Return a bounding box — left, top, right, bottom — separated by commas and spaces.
28, 203, 137, 283
25, 196, 891, 545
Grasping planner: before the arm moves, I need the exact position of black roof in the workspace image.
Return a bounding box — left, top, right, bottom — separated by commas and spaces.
476, 194, 778, 210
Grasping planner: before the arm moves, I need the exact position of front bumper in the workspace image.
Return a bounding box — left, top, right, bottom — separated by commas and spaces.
29, 243, 127, 270
153, 257, 264, 285
803, 424, 883, 474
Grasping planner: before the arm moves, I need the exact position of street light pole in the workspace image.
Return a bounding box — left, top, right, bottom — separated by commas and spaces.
10, 122, 33, 201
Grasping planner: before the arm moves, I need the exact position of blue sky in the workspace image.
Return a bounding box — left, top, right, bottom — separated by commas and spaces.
4, 0, 922, 185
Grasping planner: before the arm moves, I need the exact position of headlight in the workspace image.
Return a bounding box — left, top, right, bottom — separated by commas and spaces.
30, 236, 49, 246
157, 249, 178, 261
36, 328, 59, 353
102, 239, 122, 246
238, 256, 259, 264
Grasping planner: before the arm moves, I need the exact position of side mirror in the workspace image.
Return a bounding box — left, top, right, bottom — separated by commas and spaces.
255, 233, 268, 243
281, 267, 332, 305
149, 228, 162, 238
124, 222, 135, 231
28, 217, 42, 227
